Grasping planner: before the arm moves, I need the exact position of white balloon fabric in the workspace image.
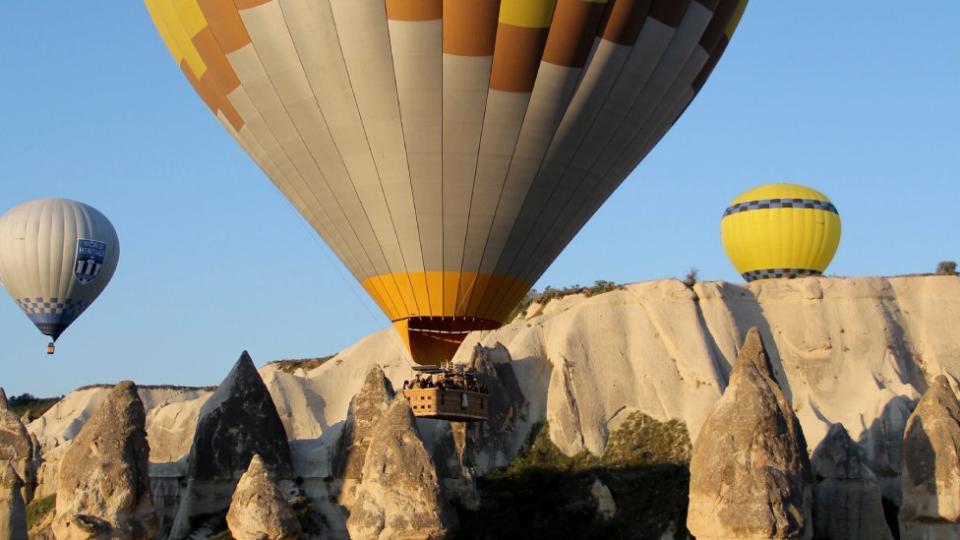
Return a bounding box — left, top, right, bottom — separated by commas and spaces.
0, 199, 120, 341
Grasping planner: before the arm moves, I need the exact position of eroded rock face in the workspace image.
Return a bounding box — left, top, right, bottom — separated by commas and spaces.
52, 381, 158, 540
453, 344, 528, 473
227, 454, 302, 540
334, 365, 394, 481
687, 327, 813, 540
347, 398, 455, 540
171, 352, 294, 538
812, 423, 892, 540
0, 462, 27, 540
189, 352, 294, 481
899, 375, 960, 538
0, 388, 35, 503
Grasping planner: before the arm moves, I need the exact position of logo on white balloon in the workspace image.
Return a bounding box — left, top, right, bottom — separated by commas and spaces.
75, 239, 107, 285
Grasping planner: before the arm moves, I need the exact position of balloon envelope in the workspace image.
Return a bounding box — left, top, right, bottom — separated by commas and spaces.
147, 0, 747, 364
721, 183, 841, 282
0, 199, 120, 341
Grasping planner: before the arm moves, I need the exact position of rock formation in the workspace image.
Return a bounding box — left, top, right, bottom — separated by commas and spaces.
188, 352, 295, 480
18, 276, 960, 536
899, 375, 960, 538
226, 454, 302, 540
346, 398, 456, 540
453, 343, 528, 472
687, 327, 813, 540
334, 365, 395, 481
52, 381, 158, 540
171, 351, 294, 538
0, 463, 27, 540
812, 423, 892, 540
591, 478, 616, 521
0, 388, 35, 503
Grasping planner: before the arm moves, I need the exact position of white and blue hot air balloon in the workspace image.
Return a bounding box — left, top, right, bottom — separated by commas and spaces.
0, 199, 120, 354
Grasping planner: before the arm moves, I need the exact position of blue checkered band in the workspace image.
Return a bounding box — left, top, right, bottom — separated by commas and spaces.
742, 268, 822, 282
15, 297, 88, 338
723, 198, 838, 218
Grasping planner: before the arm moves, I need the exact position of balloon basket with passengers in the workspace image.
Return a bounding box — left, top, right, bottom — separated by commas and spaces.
403, 363, 490, 422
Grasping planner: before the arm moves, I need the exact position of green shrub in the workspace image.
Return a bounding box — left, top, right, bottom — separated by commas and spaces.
267, 356, 334, 374
508, 280, 625, 321
26, 494, 55, 527
455, 416, 693, 539
7, 394, 61, 421
936, 260, 958, 275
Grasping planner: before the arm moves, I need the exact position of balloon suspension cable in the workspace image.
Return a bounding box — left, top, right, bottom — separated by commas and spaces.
288, 210, 409, 361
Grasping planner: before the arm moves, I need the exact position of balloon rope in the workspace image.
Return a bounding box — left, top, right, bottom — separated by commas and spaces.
291, 216, 409, 360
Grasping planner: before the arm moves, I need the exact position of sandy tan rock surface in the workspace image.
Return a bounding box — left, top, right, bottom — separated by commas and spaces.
27, 385, 211, 499
687, 328, 813, 539
0, 462, 27, 540
226, 454, 301, 540
334, 366, 395, 482
52, 381, 157, 540
0, 388, 35, 504
347, 398, 455, 540
899, 375, 960, 538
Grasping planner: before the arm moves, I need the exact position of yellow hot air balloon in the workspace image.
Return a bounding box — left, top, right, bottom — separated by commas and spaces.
721, 183, 841, 282
146, 0, 748, 366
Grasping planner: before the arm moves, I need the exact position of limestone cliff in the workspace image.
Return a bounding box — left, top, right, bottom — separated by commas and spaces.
22, 276, 960, 532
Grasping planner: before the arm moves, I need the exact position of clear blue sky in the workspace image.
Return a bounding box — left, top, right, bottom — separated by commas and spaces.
1, 3, 957, 396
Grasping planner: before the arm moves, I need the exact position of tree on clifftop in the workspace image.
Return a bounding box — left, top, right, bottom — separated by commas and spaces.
936, 260, 958, 275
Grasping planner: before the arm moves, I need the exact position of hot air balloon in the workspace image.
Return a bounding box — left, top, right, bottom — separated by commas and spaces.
0, 199, 120, 354
721, 183, 841, 282
146, 1, 746, 382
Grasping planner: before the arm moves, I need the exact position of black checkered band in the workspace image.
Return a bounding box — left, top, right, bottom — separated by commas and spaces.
723, 198, 838, 217
15, 297, 88, 317
742, 268, 822, 282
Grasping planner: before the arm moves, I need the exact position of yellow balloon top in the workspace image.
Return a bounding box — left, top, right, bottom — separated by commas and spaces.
721, 183, 841, 282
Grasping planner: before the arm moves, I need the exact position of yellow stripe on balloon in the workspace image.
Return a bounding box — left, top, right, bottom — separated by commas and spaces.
362, 271, 531, 322
499, 0, 558, 28
145, 0, 183, 64
725, 0, 749, 38
145, 0, 208, 78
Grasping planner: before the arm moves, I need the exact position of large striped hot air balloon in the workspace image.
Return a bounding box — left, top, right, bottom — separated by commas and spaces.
146, 0, 748, 366
0, 199, 120, 353
721, 183, 841, 282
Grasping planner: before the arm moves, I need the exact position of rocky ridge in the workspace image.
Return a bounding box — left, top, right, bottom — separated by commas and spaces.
17, 276, 960, 538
